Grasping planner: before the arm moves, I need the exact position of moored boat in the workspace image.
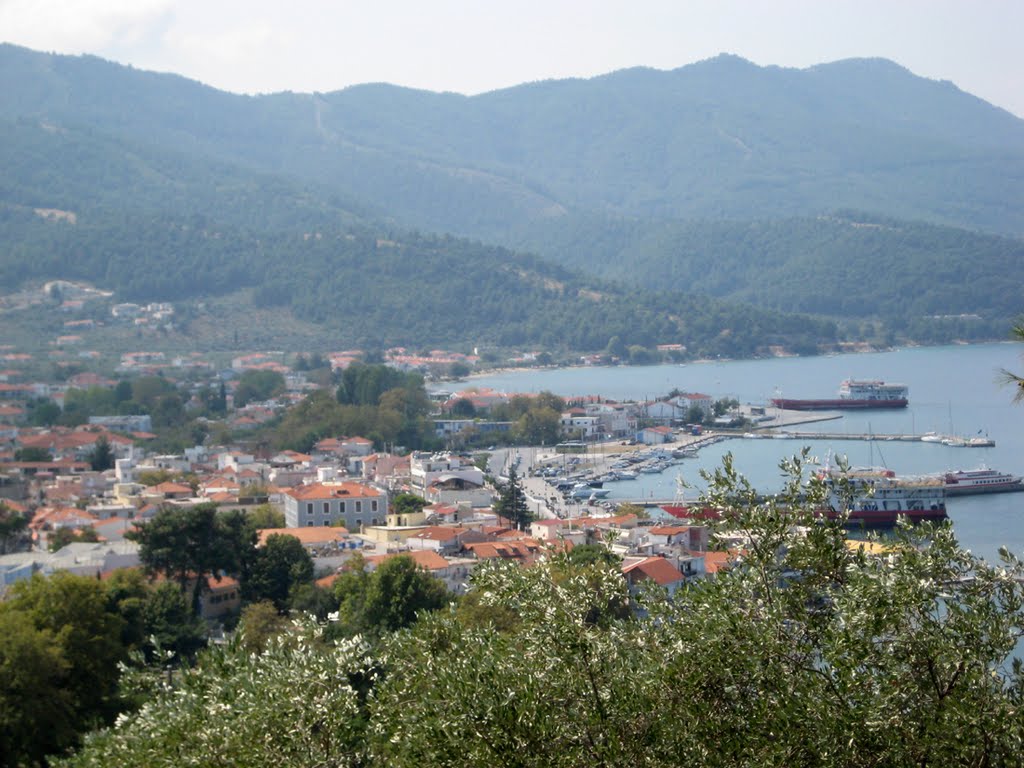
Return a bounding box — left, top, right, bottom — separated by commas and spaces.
820, 467, 946, 526
942, 468, 1024, 496
772, 379, 908, 411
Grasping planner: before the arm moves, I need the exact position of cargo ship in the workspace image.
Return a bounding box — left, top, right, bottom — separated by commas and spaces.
771, 379, 908, 410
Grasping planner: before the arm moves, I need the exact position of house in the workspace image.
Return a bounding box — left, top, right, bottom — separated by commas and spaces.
143, 481, 194, 501
406, 525, 489, 554
256, 526, 356, 556
645, 525, 708, 551
675, 392, 713, 418
464, 539, 543, 564
622, 556, 687, 597
283, 481, 388, 530
409, 452, 483, 494
642, 400, 682, 425
638, 426, 674, 445
199, 575, 241, 621
560, 410, 601, 440
425, 474, 493, 508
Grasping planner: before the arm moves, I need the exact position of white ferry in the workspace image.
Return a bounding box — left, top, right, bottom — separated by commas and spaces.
942, 468, 1024, 496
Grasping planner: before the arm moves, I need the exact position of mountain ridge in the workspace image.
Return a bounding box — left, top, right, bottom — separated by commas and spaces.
0, 43, 1021, 354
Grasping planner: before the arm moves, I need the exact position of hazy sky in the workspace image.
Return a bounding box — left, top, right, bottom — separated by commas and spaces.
2, 0, 1022, 118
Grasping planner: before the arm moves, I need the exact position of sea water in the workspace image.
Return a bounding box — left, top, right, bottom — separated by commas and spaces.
458, 343, 1024, 563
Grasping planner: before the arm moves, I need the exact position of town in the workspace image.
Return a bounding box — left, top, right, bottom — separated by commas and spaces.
1, 343, 760, 622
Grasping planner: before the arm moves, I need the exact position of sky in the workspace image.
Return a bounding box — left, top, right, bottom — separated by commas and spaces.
2, 0, 1023, 118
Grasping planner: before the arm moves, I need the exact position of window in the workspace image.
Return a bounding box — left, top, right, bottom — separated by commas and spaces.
323, 502, 330, 515
307, 522, 313, 527
306, 502, 313, 515
371, 500, 378, 512
355, 519, 361, 528
355, 501, 362, 513
339, 501, 346, 513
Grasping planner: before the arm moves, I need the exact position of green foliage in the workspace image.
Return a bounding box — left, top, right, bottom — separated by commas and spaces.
328, 554, 449, 640
391, 492, 428, 518
0, 502, 28, 554
63, 621, 376, 768
47, 525, 100, 551
233, 369, 285, 408
267, 381, 436, 453
2, 572, 127, 761
245, 533, 315, 611
88, 434, 115, 471
59, 452, 1024, 766
14, 445, 51, 462
128, 504, 254, 614
0, 609, 75, 766
246, 503, 285, 530
360, 556, 450, 638
236, 601, 291, 654
493, 467, 532, 531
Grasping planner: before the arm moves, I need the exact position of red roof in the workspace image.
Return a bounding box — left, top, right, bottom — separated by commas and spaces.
286, 481, 383, 500
622, 556, 685, 586
366, 550, 450, 571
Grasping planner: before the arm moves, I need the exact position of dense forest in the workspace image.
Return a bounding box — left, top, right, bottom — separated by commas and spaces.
0, 199, 838, 355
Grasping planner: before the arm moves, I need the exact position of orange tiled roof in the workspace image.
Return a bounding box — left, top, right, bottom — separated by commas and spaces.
366, 550, 450, 571
286, 482, 383, 500
622, 556, 685, 586
257, 527, 350, 546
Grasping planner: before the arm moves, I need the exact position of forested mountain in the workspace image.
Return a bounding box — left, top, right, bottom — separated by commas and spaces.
1, 43, 1022, 352
4, 44, 1023, 238
508, 211, 1024, 340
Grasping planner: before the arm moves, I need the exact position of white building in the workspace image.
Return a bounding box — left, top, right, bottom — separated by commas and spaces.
409, 452, 484, 494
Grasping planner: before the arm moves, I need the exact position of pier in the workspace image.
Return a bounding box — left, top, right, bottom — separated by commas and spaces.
755, 431, 930, 442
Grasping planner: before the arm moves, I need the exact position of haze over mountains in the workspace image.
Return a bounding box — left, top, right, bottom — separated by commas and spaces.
1, 43, 1022, 353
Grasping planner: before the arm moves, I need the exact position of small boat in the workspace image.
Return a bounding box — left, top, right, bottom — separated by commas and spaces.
569, 483, 611, 499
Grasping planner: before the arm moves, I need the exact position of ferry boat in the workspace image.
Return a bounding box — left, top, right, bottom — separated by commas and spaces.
820, 467, 946, 526
771, 379, 908, 411
942, 468, 1024, 496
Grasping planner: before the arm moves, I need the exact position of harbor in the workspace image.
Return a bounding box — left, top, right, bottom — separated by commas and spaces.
512, 401, 1016, 522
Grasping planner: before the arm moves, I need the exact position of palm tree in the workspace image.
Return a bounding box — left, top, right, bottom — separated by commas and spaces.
999, 321, 1024, 402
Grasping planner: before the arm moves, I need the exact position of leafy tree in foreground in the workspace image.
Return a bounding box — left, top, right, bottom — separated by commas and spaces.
3, 572, 126, 764
1000, 320, 1024, 401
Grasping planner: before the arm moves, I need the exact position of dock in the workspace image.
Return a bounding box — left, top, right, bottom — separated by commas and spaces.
757, 431, 927, 442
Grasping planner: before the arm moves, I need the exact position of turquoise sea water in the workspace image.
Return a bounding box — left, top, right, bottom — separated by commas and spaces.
459, 343, 1024, 563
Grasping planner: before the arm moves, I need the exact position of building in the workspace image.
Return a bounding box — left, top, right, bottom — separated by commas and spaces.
409, 452, 484, 495
283, 481, 387, 529
88, 414, 153, 434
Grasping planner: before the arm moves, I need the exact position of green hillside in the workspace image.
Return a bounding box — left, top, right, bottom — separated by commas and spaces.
1, 44, 1022, 351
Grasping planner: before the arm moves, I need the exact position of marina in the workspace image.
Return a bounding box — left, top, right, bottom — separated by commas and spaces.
475, 343, 1024, 560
